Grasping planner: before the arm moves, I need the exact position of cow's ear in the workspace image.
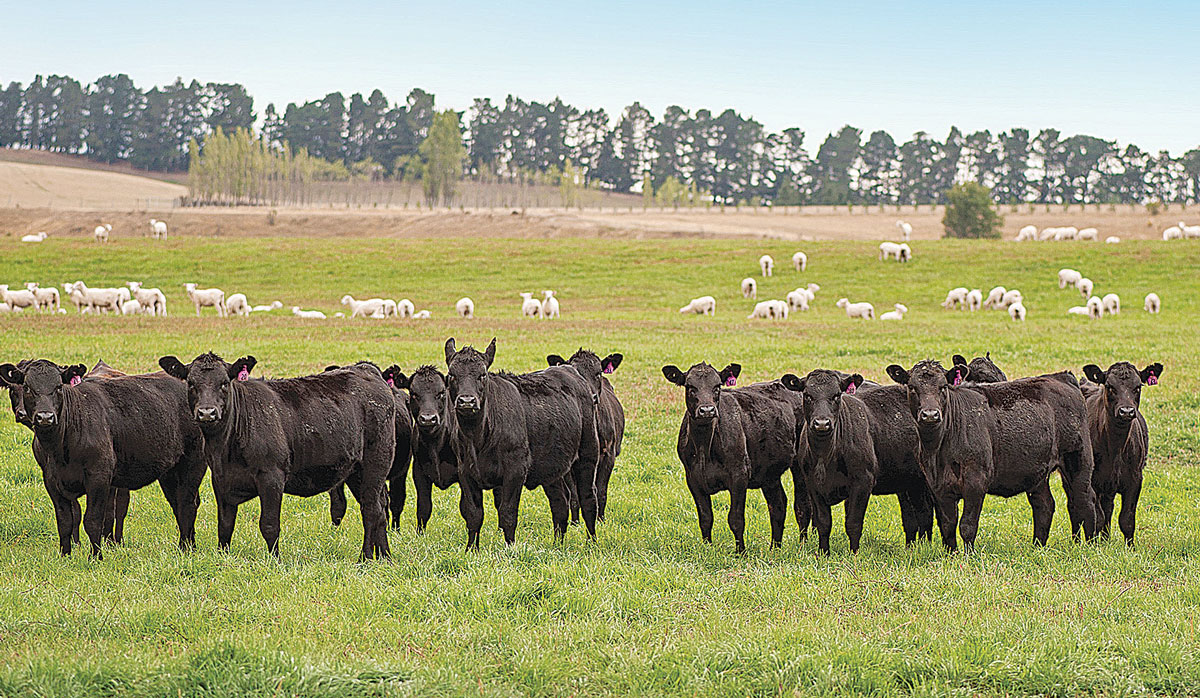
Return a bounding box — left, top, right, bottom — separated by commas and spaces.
1140, 363, 1163, 386
946, 364, 969, 386
159, 356, 188, 380
780, 373, 805, 392
841, 373, 864, 395
720, 363, 741, 387
1082, 364, 1106, 384
952, 354, 968, 368
483, 338, 497, 368
985, 351, 992, 360
61, 364, 87, 385
228, 356, 256, 381
0, 363, 25, 386
886, 364, 910, 385
547, 354, 566, 367
323, 364, 340, 372
662, 365, 686, 386
382, 364, 409, 389
601, 353, 623, 373
443, 338, 457, 365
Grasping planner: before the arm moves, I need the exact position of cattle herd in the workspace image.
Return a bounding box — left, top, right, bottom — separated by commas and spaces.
0, 341, 1162, 560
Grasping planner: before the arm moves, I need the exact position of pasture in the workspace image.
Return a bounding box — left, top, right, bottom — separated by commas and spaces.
1, 233, 1199, 697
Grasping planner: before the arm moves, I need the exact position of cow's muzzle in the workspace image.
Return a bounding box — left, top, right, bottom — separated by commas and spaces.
918, 409, 942, 425
196, 407, 221, 423
1115, 406, 1137, 422
455, 395, 480, 414
693, 404, 717, 421
417, 413, 441, 429
33, 411, 56, 427
811, 417, 833, 434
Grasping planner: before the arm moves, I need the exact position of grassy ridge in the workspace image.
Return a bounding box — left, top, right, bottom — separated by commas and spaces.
1, 236, 1198, 697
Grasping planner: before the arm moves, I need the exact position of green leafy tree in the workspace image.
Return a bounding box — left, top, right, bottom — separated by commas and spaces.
943, 181, 1003, 238
417, 110, 466, 207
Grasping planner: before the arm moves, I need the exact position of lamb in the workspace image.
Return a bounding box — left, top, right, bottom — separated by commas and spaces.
121, 299, 143, 315
291, 306, 327, 319
1179, 222, 1200, 238
1105, 236, 1121, 244
126, 281, 166, 316
899, 243, 912, 261
1037, 227, 1058, 241
456, 297, 475, 318
1077, 278, 1094, 299
380, 299, 398, 317
942, 287, 969, 309
23, 283, 60, 312
250, 301, 284, 313
94, 224, 112, 243
836, 298, 875, 319
1001, 289, 1023, 308
983, 286, 1006, 309
1102, 293, 1121, 315
1058, 268, 1082, 289
1144, 293, 1160, 314
880, 303, 908, 321
1067, 306, 1090, 316
759, 255, 774, 277
413, 310, 432, 319
1015, 225, 1037, 241
520, 292, 543, 318
879, 241, 907, 262
792, 251, 807, 271
66, 282, 123, 314
1086, 295, 1103, 319
541, 290, 560, 319
1008, 302, 1026, 321
896, 220, 913, 241
396, 299, 415, 318
785, 288, 810, 312
679, 296, 716, 315
1053, 226, 1078, 241
21, 232, 48, 243
966, 289, 983, 311
1078, 227, 1098, 241
184, 283, 227, 317
149, 219, 167, 239
747, 300, 788, 320
1163, 226, 1183, 241
341, 295, 386, 318
741, 277, 757, 299
62, 282, 86, 312
0, 285, 39, 311
225, 293, 251, 317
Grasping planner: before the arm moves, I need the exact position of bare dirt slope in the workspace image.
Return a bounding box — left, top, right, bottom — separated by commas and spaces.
0, 161, 186, 210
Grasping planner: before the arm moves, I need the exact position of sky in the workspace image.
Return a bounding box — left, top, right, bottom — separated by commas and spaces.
5, 0, 1198, 153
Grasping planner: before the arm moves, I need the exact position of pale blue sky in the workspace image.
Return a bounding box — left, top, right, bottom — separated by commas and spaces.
5, 0, 1198, 152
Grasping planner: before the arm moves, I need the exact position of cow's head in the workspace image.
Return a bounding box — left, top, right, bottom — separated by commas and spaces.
782, 369, 863, 444
0, 359, 86, 430
952, 352, 1007, 383
548, 349, 622, 406
661, 362, 740, 424
1082, 361, 1163, 425
0, 359, 34, 428
444, 337, 496, 421
888, 359, 967, 437
393, 364, 449, 434
159, 352, 256, 428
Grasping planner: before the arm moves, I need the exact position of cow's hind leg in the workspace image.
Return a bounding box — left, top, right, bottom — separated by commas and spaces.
541, 477, 569, 543
761, 479, 787, 549
1027, 479, 1055, 546
790, 466, 811, 541
595, 452, 615, 522
1118, 476, 1143, 547
844, 488, 871, 554
329, 484, 347, 527
1061, 447, 1098, 541
958, 490, 985, 553
112, 488, 130, 544
728, 484, 747, 554
256, 470, 286, 557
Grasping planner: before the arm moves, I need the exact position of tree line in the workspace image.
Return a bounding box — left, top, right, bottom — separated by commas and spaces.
3, 73, 1199, 206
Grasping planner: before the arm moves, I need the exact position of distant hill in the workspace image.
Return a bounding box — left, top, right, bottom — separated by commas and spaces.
0, 148, 188, 184
0, 155, 187, 211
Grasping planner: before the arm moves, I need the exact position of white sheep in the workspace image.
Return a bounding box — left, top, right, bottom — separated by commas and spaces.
63, 282, 87, 312
1076, 278, 1094, 300
380, 299, 398, 317
1077, 227, 1098, 241
341, 295, 386, 318
121, 299, 144, 315
748, 300, 788, 320
1105, 236, 1121, 244
792, 251, 807, 271
333, 312, 345, 318
1144, 293, 1160, 314
880, 303, 908, 321
1067, 305, 1090, 316
836, 298, 875, 319
520, 292, 542, 318
759, 255, 774, 277
24, 283, 60, 312
94, 224, 112, 243
879, 241, 907, 262
541, 290, 560, 319
225, 293, 250, 317
251, 301, 284, 313
1001, 289, 1023, 308
1058, 269, 1082, 289
1102, 293, 1121, 315
1053, 226, 1078, 241
456, 297, 475, 318
896, 220, 913, 241
1086, 295, 1104, 319
741, 277, 757, 299
149, 219, 168, 239
126, 281, 166, 316
1037, 227, 1058, 241
983, 286, 1006, 309
184, 283, 227, 317
747, 301, 772, 320
66, 282, 123, 314
1015, 225, 1037, 241
0, 285, 39, 312
292, 307, 327, 319
679, 296, 716, 315
785, 289, 810, 312
1008, 302, 1027, 321
966, 289, 983, 312
21, 232, 48, 243
942, 287, 969, 310
396, 299, 415, 318
413, 310, 432, 319
1163, 226, 1183, 241
1179, 222, 1200, 239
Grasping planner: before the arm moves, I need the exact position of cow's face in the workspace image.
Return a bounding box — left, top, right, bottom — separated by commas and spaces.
888, 360, 966, 436
549, 350, 622, 406
0, 360, 32, 428
0, 360, 85, 430
1083, 361, 1163, 425
444, 337, 496, 421
399, 366, 449, 434
783, 369, 863, 444
159, 352, 256, 428
662, 362, 740, 424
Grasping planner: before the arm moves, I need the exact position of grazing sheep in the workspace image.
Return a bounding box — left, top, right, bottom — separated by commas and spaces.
880, 303, 908, 321
1086, 295, 1104, 319
1053, 226, 1079, 241
1105, 236, 1121, 244
1144, 293, 1160, 313
1067, 306, 1090, 316
93, 224, 112, 243
520, 292, 542, 318
748, 300, 788, 320
396, 299, 415, 318
121, 299, 143, 315
1016, 225, 1037, 241
1078, 227, 1098, 241
741, 277, 757, 299
1163, 226, 1183, 241
836, 298, 875, 319
413, 309, 432, 319
126, 281, 166, 316
1077, 278, 1094, 299
149, 219, 167, 239
184, 283, 227, 317
747, 301, 771, 320
62, 282, 86, 312
1102, 293, 1121, 315
1001, 289, 1023, 308
23, 283, 60, 312
942, 287, 969, 310
786, 288, 810, 312
1058, 268, 1082, 289
456, 297, 475, 318
679, 296, 716, 315
1179, 222, 1200, 238
292, 306, 327, 319
1037, 227, 1058, 241
341, 294, 386, 318
966, 289, 983, 311
251, 301, 284, 313
759, 255, 774, 277
541, 290, 560, 319
983, 286, 1006, 309
1008, 302, 1026, 321
21, 232, 48, 243
792, 251, 808, 271
879, 241, 909, 261
0, 285, 39, 312
896, 220, 913, 241
225, 293, 250, 317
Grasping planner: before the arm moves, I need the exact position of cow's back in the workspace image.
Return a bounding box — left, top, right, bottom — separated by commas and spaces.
508, 368, 586, 488
857, 384, 923, 494
729, 381, 799, 487
970, 377, 1080, 494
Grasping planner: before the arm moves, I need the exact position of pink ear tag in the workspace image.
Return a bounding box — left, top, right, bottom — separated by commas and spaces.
237, 367, 249, 381
69, 375, 82, 386
386, 378, 395, 387
603, 363, 614, 374
725, 376, 737, 387
953, 370, 962, 386
845, 383, 856, 395
1147, 373, 1158, 386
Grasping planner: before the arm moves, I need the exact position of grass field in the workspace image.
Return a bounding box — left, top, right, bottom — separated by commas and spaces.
1, 233, 1199, 696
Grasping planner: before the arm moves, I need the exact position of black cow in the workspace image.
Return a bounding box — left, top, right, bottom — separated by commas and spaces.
158, 353, 395, 559
389, 365, 463, 533
1081, 361, 1161, 545
0, 359, 205, 557
324, 363, 414, 531
951, 353, 1008, 383
782, 370, 877, 553
444, 338, 600, 549
887, 359, 1097, 551
661, 362, 801, 552
547, 349, 626, 522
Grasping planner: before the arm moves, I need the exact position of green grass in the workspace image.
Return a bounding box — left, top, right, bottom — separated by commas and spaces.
1, 235, 1199, 697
